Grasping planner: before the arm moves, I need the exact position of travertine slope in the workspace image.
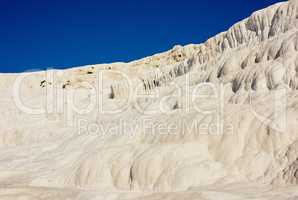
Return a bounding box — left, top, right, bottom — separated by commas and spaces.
1, 1, 298, 199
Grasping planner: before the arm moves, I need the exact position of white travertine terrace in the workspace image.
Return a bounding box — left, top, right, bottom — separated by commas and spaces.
1, 1, 298, 199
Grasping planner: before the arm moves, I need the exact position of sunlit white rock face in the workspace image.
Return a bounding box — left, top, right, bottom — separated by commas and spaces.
1, 1, 298, 199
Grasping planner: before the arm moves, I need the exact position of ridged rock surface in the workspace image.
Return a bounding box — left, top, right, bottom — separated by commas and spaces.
1, 1, 298, 199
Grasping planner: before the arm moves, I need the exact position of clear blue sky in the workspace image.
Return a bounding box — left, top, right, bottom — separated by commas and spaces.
0, 0, 283, 72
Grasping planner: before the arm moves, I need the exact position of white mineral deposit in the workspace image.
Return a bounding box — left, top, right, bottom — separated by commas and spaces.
1, 1, 298, 199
